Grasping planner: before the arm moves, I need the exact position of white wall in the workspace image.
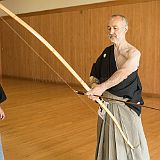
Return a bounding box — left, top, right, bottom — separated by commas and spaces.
0, 0, 114, 16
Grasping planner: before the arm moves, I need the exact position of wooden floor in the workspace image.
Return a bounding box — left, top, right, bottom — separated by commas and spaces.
0, 78, 160, 160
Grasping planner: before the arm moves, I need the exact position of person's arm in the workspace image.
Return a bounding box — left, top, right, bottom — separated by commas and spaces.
0, 85, 7, 120
86, 50, 141, 100
102, 50, 140, 89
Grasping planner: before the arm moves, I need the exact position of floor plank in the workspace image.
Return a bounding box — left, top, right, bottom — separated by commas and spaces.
0, 78, 159, 160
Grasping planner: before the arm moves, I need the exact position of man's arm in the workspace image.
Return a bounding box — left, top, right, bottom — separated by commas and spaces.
102, 50, 140, 89
86, 50, 141, 100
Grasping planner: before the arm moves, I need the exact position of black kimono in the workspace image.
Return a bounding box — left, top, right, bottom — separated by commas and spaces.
90, 45, 144, 116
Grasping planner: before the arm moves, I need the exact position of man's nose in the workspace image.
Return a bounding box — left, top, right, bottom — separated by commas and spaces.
109, 28, 114, 34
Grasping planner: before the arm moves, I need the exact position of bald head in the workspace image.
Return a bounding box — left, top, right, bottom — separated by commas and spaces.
110, 14, 128, 27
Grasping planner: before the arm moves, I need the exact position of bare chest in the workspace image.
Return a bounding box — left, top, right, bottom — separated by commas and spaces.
114, 50, 128, 69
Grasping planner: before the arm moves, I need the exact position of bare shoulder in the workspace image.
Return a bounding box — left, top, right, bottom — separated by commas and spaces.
121, 44, 141, 70
127, 45, 141, 59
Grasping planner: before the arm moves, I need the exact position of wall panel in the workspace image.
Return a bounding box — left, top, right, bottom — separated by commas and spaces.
1, 0, 160, 95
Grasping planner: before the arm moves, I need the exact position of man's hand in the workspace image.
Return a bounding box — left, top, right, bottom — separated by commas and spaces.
0, 107, 5, 120
86, 83, 106, 101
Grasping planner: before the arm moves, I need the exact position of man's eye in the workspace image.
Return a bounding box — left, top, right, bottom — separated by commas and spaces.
114, 27, 118, 30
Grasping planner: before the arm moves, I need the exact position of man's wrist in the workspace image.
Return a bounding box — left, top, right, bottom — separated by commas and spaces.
100, 82, 108, 93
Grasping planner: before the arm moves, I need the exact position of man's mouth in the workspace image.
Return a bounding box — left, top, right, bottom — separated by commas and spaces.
109, 35, 117, 39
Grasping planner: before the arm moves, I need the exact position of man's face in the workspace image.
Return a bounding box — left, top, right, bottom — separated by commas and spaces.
107, 16, 128, 43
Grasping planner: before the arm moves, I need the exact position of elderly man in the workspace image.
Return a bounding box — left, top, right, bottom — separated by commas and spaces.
86, 15, 150, 160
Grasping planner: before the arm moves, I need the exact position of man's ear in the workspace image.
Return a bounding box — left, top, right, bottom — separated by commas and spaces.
125, 26, 128, 32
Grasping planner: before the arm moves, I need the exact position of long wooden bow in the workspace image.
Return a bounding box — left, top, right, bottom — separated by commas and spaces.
0, 3, 134, 149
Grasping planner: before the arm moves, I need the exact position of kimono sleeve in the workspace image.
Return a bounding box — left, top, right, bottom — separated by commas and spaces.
90, 54, 103, 80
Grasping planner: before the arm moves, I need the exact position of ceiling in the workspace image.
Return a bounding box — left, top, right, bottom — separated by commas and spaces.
0, 0, 115, 16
